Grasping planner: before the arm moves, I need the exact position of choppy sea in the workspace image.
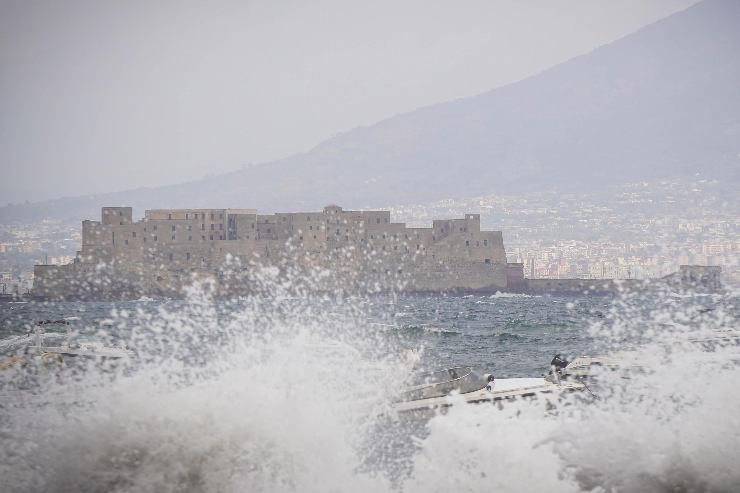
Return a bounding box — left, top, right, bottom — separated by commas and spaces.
1, 284, 739, 492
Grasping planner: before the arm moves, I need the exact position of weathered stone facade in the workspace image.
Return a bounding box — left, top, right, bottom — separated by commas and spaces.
33, 205, 509, 300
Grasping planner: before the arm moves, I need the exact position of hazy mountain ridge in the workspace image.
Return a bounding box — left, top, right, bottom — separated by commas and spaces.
2, 0, 739, 224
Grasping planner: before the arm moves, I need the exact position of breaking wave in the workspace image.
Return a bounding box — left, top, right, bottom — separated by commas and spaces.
489, 292, 539, 299
1, 273, 739, 492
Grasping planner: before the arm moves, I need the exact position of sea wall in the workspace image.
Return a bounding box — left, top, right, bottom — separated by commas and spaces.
523, 278, 644, 296
521, 265, 722, 296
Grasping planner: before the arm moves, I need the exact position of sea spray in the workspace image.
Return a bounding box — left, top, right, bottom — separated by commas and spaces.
0, 272, 738, 492
404, 286, 740, 493
0, 269, 413, 492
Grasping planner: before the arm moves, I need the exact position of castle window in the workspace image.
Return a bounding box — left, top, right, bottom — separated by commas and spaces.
124, 239, 128, 245
219, 223, 223, 230
168, 214, 172, 220
266, 228, 271, 233
309, 225, 313, 230
210, 235, 214, 241
376, 218, 380, 224
193, 213, 198, 219
188, 235, 192, 241
393, 245, 397, 251
171, 225, 176, 231
154, 236, 157, 242
153, 225, 157, 231
211, 224, 215, 230
143, 237, 147, 243
460, 227, 463, 232
416, 245, 420, 250
186, 213, 189, 219
313, 235, 317, 239
202, 235, 205, 241
171, 235, 175, 240
220, 213, 223, 219
484, 240, 488, 246
385, 219, 388, 223
186, 253, 191, 261
120, 222, 123, 225
211, 213, 214, 220
187, 225, 192, 231
345, 236, 349, 241
132, 232, 136, 238
485, 259, 491, 264
201, 224, 205, 230
465, 240, 470, 246
307, 216, 310, 221
169, 253, 173, 261
119, 211, 122, 216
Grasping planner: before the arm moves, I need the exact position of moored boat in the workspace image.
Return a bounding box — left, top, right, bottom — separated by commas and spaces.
394, 366, 583, 413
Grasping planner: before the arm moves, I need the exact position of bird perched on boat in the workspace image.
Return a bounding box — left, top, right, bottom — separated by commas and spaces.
485, 374, 495, 391
547, 354, 570, 384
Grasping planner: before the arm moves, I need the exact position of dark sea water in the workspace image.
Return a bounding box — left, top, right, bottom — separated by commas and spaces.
0, 293, 604, 376
1, 288, 739, 492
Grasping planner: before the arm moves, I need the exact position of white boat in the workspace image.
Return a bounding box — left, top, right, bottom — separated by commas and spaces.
394, 366, 583, 413
1, 321, 132, 370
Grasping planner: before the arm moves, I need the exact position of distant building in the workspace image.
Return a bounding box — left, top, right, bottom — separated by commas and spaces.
33, 205, 509, 299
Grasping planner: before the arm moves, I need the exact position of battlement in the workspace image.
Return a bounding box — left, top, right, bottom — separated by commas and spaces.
102, 207, 132, 225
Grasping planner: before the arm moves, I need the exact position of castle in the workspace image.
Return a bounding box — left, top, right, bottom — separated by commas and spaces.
33, 205, 509, 299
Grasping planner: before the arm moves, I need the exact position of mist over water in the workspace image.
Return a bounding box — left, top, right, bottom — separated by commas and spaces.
1, 278, 739, 492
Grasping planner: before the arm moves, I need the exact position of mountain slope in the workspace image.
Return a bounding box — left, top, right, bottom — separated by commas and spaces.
3, 0, 739, 223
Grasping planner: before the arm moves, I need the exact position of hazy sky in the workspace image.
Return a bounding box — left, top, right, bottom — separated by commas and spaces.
1, 0, 699, 204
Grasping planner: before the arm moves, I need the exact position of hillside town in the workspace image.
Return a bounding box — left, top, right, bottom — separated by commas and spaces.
391, 179, 739, 286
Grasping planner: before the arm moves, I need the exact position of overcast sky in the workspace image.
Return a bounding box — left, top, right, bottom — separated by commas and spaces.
0, 0, 699, 204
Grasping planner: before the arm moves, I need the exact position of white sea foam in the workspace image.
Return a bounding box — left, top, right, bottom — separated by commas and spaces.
0, 271, 738, 492
489, 292, 539, 299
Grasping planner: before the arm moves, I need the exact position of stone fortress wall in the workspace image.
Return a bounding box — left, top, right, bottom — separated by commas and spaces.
33, 205, 509, 300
